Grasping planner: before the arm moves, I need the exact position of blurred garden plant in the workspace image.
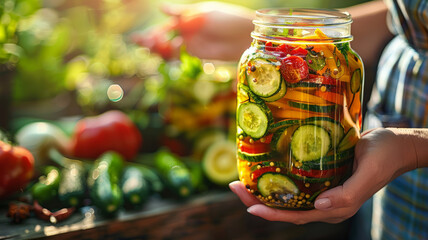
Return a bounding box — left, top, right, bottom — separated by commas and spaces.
0, 0, 39, 70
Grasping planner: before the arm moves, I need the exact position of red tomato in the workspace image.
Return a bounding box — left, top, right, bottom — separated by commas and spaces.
251, 166, 279, 181
70, 110, 142, 161
0, 141, 34, 199
280, 56, 309, 83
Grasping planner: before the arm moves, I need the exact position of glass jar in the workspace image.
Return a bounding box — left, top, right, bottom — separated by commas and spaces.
236, 8, 363, 210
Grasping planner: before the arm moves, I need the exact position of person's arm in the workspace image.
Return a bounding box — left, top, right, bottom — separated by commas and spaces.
344, 0, 394, 69
134, 1, 392, 63
230, 128, 428, 224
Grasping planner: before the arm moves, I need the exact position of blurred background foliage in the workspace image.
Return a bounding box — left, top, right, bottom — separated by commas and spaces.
3, 0, 372, 113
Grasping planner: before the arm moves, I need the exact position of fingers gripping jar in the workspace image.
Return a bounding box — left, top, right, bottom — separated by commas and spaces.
236, 9, 364, 210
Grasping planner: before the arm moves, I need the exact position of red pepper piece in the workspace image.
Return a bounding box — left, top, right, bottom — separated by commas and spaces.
69, 110, 142, 161
0, 140, 34, 199
290, 47, 308, 57
251, 166, 279, 181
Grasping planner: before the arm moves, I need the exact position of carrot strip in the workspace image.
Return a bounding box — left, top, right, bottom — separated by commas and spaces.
314, 90, 345, 105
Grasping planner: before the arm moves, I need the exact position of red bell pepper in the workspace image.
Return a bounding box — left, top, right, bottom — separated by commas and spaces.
0, 140, 34, 199
69, 110, 142, 161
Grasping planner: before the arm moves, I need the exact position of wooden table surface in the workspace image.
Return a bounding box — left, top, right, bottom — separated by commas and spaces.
0, 191, 352, 240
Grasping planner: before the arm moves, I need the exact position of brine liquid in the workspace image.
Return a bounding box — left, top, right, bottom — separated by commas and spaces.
236, 39, 363, 209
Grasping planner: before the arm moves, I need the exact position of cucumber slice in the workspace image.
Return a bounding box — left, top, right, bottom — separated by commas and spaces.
271, 125, 299, 153
288, 172, 334, 183
202, 140, 238, 185
288, 101, 337, 113
300, 148, 354, 170
350, 68, 362, 93
238, 151, 273, 162
247, 58, 282, 98
237, 102, 272, 139
258, 172, 299, 197
269, 119, 301, 131
261, 79, 287, 102
304, 117, 344, 148
291, 124, 331, 162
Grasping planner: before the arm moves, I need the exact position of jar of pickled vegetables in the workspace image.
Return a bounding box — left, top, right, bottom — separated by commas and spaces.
236, 9, 363, 209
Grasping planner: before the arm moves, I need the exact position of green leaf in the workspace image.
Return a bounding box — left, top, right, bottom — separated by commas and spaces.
179, 47, 202, 80
336, 42, 350, 66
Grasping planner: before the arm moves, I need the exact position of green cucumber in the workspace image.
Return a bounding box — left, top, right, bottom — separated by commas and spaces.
154, 150, 193, 198
31, 166, 61, 205
58, 160, 87, 207
202, 140, 238, 186
288, 173, 334, 183
192, 128, 226, 160
291, 124, 331, 162
121, 166, 150, 209
287, 81, 321, 89
246, 58, 282, 98
237, 101, 272, 139
288, 101, 338, 113
261, 79, 287, 102
300, 148, 355, 170
271, 125, 299, 153
238, 151, 273, 162
269, 119, 300, 131
350, 68, 362, 93
257, 172, 299, 197
88, 151, 124, 216
304, 117, 344, 148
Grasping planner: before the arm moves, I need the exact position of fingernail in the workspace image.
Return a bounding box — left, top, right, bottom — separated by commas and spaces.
247, 206, 255, 214
315, 198, 332, 209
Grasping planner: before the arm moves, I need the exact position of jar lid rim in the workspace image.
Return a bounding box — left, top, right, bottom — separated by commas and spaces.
254, 8, 352, 26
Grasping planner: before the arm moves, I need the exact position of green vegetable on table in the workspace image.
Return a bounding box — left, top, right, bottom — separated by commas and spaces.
154, 150, 193, 199
31, 166, 61, 205
88, 151, 124, 216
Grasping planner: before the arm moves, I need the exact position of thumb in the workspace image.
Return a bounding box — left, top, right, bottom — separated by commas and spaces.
313, 185, 348, 210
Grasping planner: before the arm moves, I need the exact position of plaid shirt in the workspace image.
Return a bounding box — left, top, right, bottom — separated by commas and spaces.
365, 0, 428, 239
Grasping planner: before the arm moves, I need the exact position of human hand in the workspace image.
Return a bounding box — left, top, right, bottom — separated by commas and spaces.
132, 1, 254, 61
229, 128, 418, 224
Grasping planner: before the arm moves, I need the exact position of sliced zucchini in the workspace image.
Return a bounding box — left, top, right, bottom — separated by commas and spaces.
269, 119, 301, 131
238, 151, 273, 162
291, 124, 331, 162
246, 58, 282, 98
261, 79, 287, 102
300, 148, 354, 170
257, 172, 299, 197
288, 172, 335, 183
271, 125, 299, 153
288, 101, 337, 113
304, 117, 344, 148
202, 140, 238, 185
350, 68, 362, 93
237, 102, 272, 139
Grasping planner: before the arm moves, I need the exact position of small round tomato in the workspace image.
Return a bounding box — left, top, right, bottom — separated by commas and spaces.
280, 56, 309, 83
